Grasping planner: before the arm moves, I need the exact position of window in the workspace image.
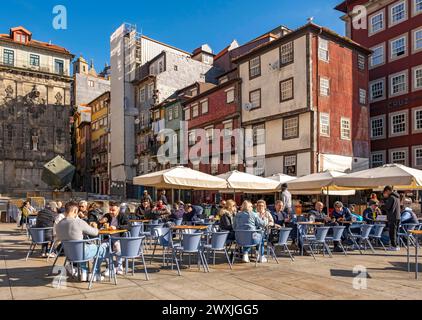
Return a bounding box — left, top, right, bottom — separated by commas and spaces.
211, 161, 218, 175
254, 157, 265, 177
3, 49, 14, 65
415, 0, 422, 14
414, 66, 422, 90
249, 56, 261, 79
223, 121, 233, 137
184, 108, 190, 120
320, 77, 330, 96
318, 38, 329, 61
140, 113, 145, 126
283, 116, 299, 139
230, 154, 238, 171
219, 76, 229, 84
370, 45, 384, 67
174, 106, 179, 119
154, 110, 160, 120
280, 78, 294, 102
226, 88, 235, 103
320, 113, 330, 136
172, 134, 178, 155
148, 84, 154, 99
168, 107, 173, 121
371, 116, 385, 139
359, 89, 367, 105
191, 88, 198, 96
139, 87, 146, 102
29, 54, 39, 67
188, 131, 196, 146
390, 112, 407, 135
370, 11, 384, 34
390, 36, 407, 59
280, 42, 294, 66
414, 29, 422, 51
391, 149, 407, 165
414, 147, 422, 166
249, 89, 261, 109
358, 54, 366, 71
413, 108, 422, 131
284, 155, 297, 176
192, 104, 199, 118
200, 100, 208, 114
205, 126, 214, 142
370, 79, 385, 100
390, 1, 407, 25
390, 72, 407, 95
88, 80, 94, 87
54, 59, 64, 75
253, 124, 265, 145
371, 152, 385, 168
341, 118, 351, 140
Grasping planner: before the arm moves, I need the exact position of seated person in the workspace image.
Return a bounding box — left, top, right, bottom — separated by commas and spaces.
308, 202, 331, 224
183, 204, 202, 223
136, 200, 152, 219
87, 202, 103, 225
401, 198, 418, 225
101, 201, 129, 231
332, 201, 352, 223
55, 201, 107, 282
78, 200, 89, 221
150, 200, 171, 221
349, 204, 363, 222
219, 200, 236, 240
271, 200, 287, 226
363, 200, 380, 224
233, 200, 266, 263
35, 201, 57, 258
170, 201, 185, 221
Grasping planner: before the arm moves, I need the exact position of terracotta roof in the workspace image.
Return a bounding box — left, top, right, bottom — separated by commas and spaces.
214, 45, 230, 61
183, 78, 241, 106
334, 1, 349, 12
11, 26, 32, 36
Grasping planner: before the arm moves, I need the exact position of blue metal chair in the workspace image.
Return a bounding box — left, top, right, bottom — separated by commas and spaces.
349, 224, 374, 254
141, 223, 164, 249
25, 216, 38, 238
173, 233, 208, 275
302, 226, 331, 260
174, 218, 183, 226
268, 228, 294, 262
233, 230, 263, 267
325, 226, 347, 255
203, 231, 232, 269
26, 227, 54, 261
369, 224, 387, 251
398, 223, 419, 249
59, 238, 109, 290
129, 223, 143, 237
150, 227, 178, 266
111, 236, 149, 280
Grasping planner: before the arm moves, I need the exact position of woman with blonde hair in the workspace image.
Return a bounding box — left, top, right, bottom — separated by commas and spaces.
219, 200, 237, 240
233, 200, 266, 263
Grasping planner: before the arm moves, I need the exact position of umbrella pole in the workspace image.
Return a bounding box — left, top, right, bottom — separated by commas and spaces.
326, 186, 329, 211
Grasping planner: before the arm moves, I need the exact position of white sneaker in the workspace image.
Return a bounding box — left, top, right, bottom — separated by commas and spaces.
65, 264, 77, 277
242, 253, 250, 263
258, 255, 268, 263
102, 268, 113, 277
80, 271, 88, 282
88, 273, 104, 282
388, 246, 400, 251
116, 266, 124, 275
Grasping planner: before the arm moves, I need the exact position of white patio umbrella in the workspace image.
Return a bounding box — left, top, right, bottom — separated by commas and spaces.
266, 173, 297, 187
133, 166, 228, 190
218, 170, 280, 193
333, 164, 422, 190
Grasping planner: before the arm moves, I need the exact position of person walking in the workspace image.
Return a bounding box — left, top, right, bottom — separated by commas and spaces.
280, 183, 293, 214
382, 186, 401, 251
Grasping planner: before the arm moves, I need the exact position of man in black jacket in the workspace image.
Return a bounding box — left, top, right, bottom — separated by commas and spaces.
382, 186, 401, 251
35, 201, 57, 257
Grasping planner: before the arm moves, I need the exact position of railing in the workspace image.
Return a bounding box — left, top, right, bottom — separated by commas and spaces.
0, 57, 69, 76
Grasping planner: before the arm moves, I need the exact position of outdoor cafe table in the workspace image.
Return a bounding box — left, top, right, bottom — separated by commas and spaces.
171, 225, 210, 242
297, 222, 324, 256
129, 219, 151, 223
408, 230, 422, 279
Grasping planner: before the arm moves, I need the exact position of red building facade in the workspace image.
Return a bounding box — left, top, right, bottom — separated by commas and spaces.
336, 0, 422, 168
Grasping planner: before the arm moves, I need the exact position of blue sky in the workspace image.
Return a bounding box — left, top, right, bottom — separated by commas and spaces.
1, 0, 345, 71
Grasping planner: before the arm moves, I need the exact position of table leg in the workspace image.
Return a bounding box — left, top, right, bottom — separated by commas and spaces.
407, 234, 410, 273
416, 235, 419, 280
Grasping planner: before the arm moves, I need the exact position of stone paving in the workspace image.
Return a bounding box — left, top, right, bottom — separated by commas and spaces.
1, 223, 422, 300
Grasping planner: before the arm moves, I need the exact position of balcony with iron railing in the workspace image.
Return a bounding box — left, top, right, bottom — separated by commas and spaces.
0, 56, 70, 77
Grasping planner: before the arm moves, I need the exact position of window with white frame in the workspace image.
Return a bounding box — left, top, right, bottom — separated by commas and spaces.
371, 116, 385, 138
320, 113, 330, 136
318, 38, 329, 61
414, 108, 422, 131
139, 87, 146, 102
147, 83, 154, 99
254, 157, 265, 176
188, 130, 196, 146
370, 11, 384, 33
358, 54, 366, 70
140, 113, 145, 127
390, 72, 407, 95
167, 107, 173, 121
391, 149, 407, 165
249, 89, 261, 108
320, 77, 330, 96
226, 88, 235, 103
414, 66, 422, 90
284, 155, 297, 176
371, 152, 385, 167
173, 106, 179, 119
341, 117, 351, 140
415, 147, 422, 166
280, 42, 294, 66
415, 0, 422, 13
253, 124, 265, 145
184, 107, 190, 120
370, 45, 384, 67
390, 1, 407, 25
249, 56, 261, 78
283, 117, 299, 139
415, 29, 422, 51
192, 104, 199, 118
391, 112, 407, 135
200, 100, 208, 114
205, 126, 214, 141
88, 80, 94, 87
223, 121, 233, 137
370, 79, 385, 100
280, 78, 294, 101
359, 88, 367, 105
391, 36, 407, 59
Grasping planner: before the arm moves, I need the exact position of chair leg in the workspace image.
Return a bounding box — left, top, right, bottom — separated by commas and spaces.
307, 244, 316, 260
339, 242, 347, 256
132, 258, 135, 276
140, 252, 149, 281
125, 259, 128, 275
224, 249, 233, 270
324, 243, 333, 258
150, 242, 157, 265
50, 246, 63, 275
47, 241, 55, 262
172, 249, 181, 276
284, 244, 295, 262
379, 238, 387, 252
366, 239, 375, 254
88, 255, 100, 290
269, 244, 279, 264
26, 243, 34, 261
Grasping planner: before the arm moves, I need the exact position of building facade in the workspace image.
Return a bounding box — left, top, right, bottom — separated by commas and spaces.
336, 0, 422, 168
0, 26, 73, 195
235, 22, 371, 177
89, 91, 110, 195
74, 107, 91, 192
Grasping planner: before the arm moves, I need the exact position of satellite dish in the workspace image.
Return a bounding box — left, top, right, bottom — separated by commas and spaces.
133, 158, 139, 165
243, 102, 254, 112
134, 118, 140, 125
